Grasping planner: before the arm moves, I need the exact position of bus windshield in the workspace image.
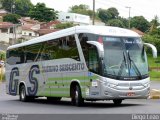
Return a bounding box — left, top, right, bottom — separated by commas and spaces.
102, 36, 148, 80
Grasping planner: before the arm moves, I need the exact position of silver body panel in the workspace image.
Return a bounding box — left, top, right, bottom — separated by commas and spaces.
84, 76, 150, 100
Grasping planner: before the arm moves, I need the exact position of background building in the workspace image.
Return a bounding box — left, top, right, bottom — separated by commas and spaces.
0, 22, 22, 45
57, 12, 90, 25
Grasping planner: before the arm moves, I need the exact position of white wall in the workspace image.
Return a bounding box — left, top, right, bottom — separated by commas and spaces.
0, 33, 9, 43
0, 28, 9, 43
0, 26, 23, 44
22, 30, 39, 40
22, 30, 39, 37
57, 12, 90, 25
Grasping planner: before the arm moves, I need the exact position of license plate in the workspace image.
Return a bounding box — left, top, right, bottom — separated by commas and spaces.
127, 92, 135, 96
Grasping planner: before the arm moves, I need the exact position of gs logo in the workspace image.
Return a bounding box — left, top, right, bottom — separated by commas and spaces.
9, 65, 40, 96
27, 65, 40, 96
9, 67, 19, 95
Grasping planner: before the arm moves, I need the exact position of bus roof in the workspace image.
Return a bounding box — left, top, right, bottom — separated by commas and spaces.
8, 25, 140, 50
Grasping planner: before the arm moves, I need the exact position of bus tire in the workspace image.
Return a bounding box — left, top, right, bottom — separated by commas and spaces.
113, 99, 122, 105
47, 97, 61, 102
19, 85, 29, 102
71, 85, 84, 106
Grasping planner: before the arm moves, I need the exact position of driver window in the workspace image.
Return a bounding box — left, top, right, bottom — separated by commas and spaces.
88, 45, 99, 74
79, 33, 99, 74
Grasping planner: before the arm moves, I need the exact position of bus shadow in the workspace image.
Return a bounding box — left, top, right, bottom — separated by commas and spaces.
11, 98, 145, 108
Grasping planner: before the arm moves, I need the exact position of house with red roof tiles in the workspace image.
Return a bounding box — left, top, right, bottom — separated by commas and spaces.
131, 28, 145, 36
0, 22, 22, 45
38, 20, 61, 36
20, 17, 40, 41
0, 9, 9, 22
21, 24, 39, 40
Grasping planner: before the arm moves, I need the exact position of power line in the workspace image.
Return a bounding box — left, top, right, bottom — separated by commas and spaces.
95, 0, 152, 20
108, 0, 153, 20
95, 0, 132, 15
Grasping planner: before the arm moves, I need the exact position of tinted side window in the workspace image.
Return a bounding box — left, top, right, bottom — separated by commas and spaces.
42, 35, 80, 61
7, 47, 24, 65
25, 43, 42, 63
58, 35, 80, 61
79, 33, 99, 74
88, 45, 99, 74
41, 39, 59, 60
78, 33, 97, 42
79, 33, 89, 65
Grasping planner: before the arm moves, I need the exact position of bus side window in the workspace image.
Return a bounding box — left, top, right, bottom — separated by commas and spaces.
58, 35, 80, 61
24, 43, 42, 63
7, 48, 25, 65
41, 39, 59, 61
79, 33, 89, 66
67, 35, 80, 61
79, 33, 99, 74
88, 45, 99, 74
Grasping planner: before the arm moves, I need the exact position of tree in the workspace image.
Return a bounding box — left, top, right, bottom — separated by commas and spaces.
29, 3, 56, 22
98, 8, 111, 24
69, 4, 94, 18
0, 0, 11, 12
55, 22, 74, 29
0, 51, 6, 61
98, 7, 119, 24
69, 4, 89, 12
149, 16, 160, 34
3, 14, 20, 24
143, 34, 160, 54
117, 16, 128, 28
0, 0, 3, 8
130, 16, 150, 32
1, 0, 33, 16
15, 0, 33, 16
107, 19, 125, 28
107, 7, 119, 19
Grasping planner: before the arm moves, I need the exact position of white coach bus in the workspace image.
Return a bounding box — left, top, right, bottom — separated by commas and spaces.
6, 26, 157, 106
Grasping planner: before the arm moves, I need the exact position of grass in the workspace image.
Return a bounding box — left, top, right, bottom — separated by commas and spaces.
148, 54, 160, 68
147, 54, 160, 81
0, 74, 5, 82
149, 71, 160, 81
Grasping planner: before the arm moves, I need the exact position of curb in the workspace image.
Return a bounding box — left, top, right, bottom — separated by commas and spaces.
149, 89, 160, 99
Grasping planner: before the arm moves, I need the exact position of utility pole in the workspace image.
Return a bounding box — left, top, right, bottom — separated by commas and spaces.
92, 0, 95, 25
126, 6, 131, 29
11, 0, 15, 14
11, 0, 13, 13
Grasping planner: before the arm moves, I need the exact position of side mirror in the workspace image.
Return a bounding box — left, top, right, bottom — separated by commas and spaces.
144, 43, 157, 58
86, 41, 104, 57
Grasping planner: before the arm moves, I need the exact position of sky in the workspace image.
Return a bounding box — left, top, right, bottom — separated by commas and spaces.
31, 0, 160, 21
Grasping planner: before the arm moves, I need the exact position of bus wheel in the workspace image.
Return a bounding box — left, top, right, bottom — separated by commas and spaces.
47, 97, 62, 102
113, 99, 122, 105
71, 85, 84, 106
19, 85, 28, 102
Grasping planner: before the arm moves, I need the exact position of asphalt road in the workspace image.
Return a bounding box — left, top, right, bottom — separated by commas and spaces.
0, 81, 160, 115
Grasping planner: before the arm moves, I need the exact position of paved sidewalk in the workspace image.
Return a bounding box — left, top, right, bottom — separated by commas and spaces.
150, 81, 160, 99
150, 89, 160, 99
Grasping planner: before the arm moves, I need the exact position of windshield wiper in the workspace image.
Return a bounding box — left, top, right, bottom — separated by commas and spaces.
127, 51, 142, 78
117, 52, 127, 77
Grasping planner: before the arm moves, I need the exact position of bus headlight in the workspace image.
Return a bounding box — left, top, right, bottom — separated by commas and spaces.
144, 82, 150, 88
106, 83, 117, 88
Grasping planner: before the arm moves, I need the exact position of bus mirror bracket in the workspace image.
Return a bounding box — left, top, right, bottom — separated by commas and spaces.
144, 43, 157, 58
87, 41, 104, 57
